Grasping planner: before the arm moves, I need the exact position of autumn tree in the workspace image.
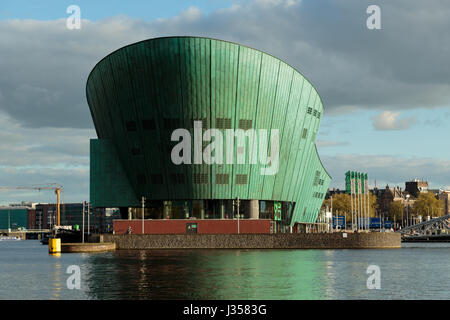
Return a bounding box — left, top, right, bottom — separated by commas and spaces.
388, 200, 404, 223
411, 193, 444, 218
322, 193, 378, 224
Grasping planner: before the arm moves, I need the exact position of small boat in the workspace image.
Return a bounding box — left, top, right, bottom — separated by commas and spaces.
40, 229, 82, 245
0, 236, 22, 241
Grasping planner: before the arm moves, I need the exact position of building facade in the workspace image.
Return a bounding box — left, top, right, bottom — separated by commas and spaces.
0, 207, 28, 230
374, 185, 405, 214
33, 203, 108, 232
87, 37, 331, 233
437, 191, 450, 215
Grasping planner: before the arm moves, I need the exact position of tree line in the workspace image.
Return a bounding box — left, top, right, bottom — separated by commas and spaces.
321, 192, 444, 225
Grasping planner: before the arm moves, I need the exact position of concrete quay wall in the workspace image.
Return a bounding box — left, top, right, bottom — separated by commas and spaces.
101, 232, 401, 250
61, 242, 116, 253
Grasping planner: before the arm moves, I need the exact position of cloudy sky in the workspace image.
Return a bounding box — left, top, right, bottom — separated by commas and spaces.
1, 0, 449, 204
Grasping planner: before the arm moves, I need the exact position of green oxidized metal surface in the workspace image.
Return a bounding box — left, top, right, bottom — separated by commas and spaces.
90, 139, 139, 207
87, 36, 331, 225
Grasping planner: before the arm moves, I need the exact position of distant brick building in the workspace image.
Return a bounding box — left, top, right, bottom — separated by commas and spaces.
325, 188, 347, 199
438, 191, 450, 215
374, 185, 404, 214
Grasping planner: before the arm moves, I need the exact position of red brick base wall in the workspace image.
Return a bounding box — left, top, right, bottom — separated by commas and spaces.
114, 219, 271, 235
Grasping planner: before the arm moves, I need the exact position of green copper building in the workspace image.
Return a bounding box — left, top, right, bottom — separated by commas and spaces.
87, 36, 330, 231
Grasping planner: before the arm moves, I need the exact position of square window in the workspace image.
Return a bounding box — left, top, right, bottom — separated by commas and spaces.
215, 174, 229, 184
216, 118, 232, 129
142, 119, 155, 130
236, 174, 248, 185
126, 121, 137, 132
238, 119, 252, 130
131, 147, 141, 155
137, 174, 146, 185
151, 174, 163, 185
193, 173, 208, 184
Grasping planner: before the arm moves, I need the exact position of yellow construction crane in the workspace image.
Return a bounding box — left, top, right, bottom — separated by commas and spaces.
0, 184, 64, 226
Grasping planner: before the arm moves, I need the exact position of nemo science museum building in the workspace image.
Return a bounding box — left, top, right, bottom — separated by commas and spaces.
87, 37, 330, 234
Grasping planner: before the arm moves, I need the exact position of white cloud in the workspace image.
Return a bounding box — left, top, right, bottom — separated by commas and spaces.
371, 111, 415, 130
0, 0, 449, 130
0, 111, 94, 204
322, 154, 450, 190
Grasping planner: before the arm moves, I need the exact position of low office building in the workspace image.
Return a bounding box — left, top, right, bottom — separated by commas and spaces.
33, 203, 108, 232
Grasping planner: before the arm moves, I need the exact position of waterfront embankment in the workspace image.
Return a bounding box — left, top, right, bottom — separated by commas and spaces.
99, 232, 401, 250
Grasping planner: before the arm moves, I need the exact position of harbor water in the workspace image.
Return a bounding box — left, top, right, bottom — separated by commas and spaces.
0, 240, 449, 300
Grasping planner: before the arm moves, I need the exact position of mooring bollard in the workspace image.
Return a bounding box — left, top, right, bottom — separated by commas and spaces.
49, 238, 61, 254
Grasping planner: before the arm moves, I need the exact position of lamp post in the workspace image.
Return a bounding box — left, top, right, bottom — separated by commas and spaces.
236, 197, 240, 234
82, 201, 85, 243
87, 202, 90, 236
379, 211, 381, 232
406, 195, 410, 227
141, 196, 146, 234
330, 196, 333, 233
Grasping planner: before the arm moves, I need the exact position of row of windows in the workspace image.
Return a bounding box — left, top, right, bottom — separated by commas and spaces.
216, 118, 232, 129
136, 173, 249, 185
171, 173, 185, 184
128, 126, 315, 158
318, 179, 325, 186
193, 173, 209, 184
125, 118, 255, 132
130, 147, 141, 155
126, 106, 323, 134
307, 107, 321, 119
238, 119, 252, 130
313, 192, 324, 199
313, 170, 321, 186
137, 174, 164, 185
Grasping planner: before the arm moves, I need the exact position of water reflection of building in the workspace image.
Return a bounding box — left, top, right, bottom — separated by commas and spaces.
84, 249, 322, 299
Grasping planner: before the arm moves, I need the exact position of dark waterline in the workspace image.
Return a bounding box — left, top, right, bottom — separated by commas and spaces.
0, 240, 449, 300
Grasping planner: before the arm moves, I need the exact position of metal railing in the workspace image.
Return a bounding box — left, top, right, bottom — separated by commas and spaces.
398, 214, 450, 235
